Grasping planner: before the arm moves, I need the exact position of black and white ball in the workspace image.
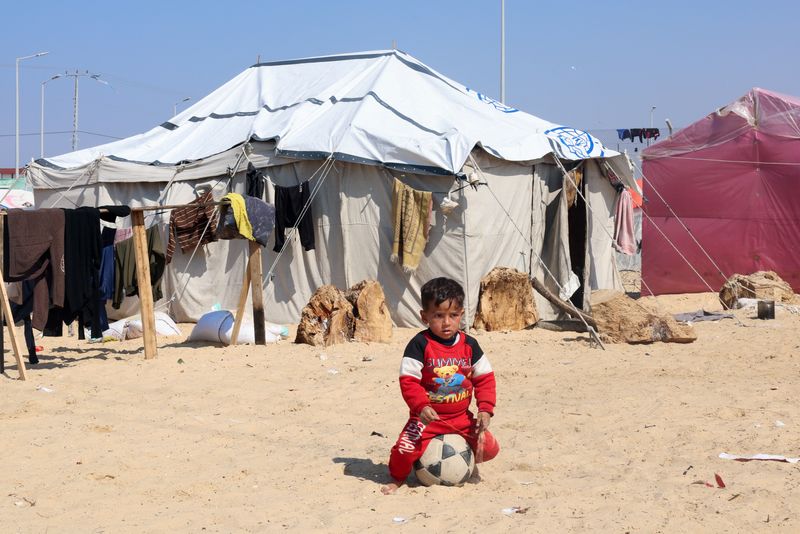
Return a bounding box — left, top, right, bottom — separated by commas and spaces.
414, 434, 475, 487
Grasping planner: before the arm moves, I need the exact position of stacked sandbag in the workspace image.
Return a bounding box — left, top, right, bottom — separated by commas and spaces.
719, 271, 796, 309
473, 267, 538, 331
295, 285, 356, 346
345, 280, 393, 343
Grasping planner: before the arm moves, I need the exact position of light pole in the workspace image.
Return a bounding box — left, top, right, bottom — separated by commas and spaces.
59, 71, 111, 151
500, 0, 506, 103
173, 96, 191, 117
648, 106, 657, 146
16, 51, 49, 180
41, 74, 63, 158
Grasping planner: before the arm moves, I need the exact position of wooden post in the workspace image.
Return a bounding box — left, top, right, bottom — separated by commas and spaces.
0, 267, 27, 381
131, 210, 158, 359
230, 262, 251, 346
248, 241, 266, 345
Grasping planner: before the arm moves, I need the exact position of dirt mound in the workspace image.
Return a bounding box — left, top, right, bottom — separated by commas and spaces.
591, 290, 696, 344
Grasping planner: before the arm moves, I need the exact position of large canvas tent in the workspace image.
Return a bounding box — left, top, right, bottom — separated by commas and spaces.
27, 50, 634, 326
641, 88, 800, 295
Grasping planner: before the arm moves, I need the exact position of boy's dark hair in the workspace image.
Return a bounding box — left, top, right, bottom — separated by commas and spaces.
421, 277, 465, 310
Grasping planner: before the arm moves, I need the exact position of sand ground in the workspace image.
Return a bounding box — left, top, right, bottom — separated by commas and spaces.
2, 292, 799, 533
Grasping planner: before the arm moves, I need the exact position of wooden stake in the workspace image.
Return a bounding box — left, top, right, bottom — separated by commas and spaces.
248, 241, 266, 345
230, 260, 251, 346
0, 266, 27, 381
131, 210, 158, 359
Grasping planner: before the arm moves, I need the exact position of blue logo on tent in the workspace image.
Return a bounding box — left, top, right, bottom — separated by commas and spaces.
465, 88, 518, 113
544, 126, 604, 159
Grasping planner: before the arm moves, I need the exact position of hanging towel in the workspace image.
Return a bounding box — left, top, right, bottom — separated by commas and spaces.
273, 182, 315, 252
221, 193, 254, 241
614, 189, 637, 255
391, 178, 432, 272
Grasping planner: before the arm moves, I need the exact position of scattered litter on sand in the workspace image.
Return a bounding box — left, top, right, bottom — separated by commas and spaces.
36, 386, 54, 393
502, 506, 530, 515
719, 452, 800, 463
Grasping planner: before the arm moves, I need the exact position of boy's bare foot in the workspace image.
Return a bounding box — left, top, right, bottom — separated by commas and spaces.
381, 481, 403, 495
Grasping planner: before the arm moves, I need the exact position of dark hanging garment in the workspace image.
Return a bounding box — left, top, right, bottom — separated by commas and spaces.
246, 162, 266, 199
3, 209, 65, 331
273, 182, 315, 252
245, 196, 276, 247
113, 226, 166, 309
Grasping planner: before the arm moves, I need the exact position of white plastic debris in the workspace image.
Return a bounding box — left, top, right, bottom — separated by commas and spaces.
327, 368, 339, 375
36, 385, 54, 393
775, 420, 786, 427
392, 517, 407, 524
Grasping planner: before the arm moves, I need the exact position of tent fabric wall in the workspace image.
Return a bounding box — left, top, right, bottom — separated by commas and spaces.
585, 160, 624, 292
32, 152, 541, 328
641, 88, 800, 294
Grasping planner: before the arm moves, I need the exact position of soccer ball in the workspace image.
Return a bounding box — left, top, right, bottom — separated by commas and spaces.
414, 434, 475, 487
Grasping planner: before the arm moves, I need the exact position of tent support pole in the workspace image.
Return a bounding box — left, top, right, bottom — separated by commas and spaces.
132, 209, 158, 359
248, 241, 266, 345
230, 258, 251, 346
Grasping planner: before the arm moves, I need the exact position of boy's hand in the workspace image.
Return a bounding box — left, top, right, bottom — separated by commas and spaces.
475, 411, 491, 434
419, 406, 439, 425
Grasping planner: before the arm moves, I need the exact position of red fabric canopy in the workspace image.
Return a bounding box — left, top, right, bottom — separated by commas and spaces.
641, 88, 800, 295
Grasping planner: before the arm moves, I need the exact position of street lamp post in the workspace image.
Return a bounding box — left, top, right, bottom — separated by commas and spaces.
16, 51, 49, 180
173, 96, 192, 117
648, 106, 657, 146
58, 71, 111, 151
41, 74, 63, 158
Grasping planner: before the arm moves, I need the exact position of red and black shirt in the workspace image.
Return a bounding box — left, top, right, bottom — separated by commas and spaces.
399, 330, 496, 417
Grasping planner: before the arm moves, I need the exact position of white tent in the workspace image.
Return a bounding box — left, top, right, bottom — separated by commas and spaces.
27, 50, 632, 326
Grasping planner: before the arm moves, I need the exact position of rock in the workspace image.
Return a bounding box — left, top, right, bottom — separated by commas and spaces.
473, 267, 538, 331
345, 280, 393, 343
590, 290, 697, 344
295, 285, 355, 346
719, 271, 795, 309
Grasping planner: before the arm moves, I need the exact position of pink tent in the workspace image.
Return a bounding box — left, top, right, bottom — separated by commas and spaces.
641, 88, 800, 295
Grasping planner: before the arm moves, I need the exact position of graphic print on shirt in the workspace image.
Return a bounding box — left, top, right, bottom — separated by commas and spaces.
429, 363, 471, 404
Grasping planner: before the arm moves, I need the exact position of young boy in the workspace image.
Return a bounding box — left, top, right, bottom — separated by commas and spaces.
382, 277, 499, 494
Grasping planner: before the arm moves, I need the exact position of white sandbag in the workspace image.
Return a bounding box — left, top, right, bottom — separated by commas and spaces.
188, 310, 234, 343
127, 311, 181, 339
221, 322, 282, 344
103, 319, 128, 341
189, 311, 288, 344
265, 322, 290, 338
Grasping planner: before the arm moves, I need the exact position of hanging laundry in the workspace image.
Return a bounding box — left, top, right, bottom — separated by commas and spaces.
218, 194, 276, 248
614, 189, 637, 255
220, 193, 254, 241
2, 209, 65, 331
273, 181, 315, 252
246, 162, 266, 199
617, 129, 632, 141
113, 226, 166, 309
391, 178, 432, 272
643, 128, 660, 140
114, 227, 133, 243
166, 190, 218, 264
97, 226, 117, 332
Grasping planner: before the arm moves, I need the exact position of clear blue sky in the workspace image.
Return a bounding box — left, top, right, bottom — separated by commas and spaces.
2, 0, 798, 166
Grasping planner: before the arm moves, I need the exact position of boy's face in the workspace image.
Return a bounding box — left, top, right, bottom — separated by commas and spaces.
420, 299, 464, 339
